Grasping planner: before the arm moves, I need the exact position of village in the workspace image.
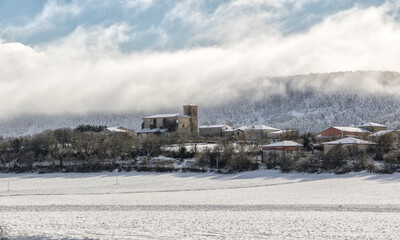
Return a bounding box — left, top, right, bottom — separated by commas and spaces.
0, 104, 399, 174
90, 104, 400, 174
3, 2, 400, 239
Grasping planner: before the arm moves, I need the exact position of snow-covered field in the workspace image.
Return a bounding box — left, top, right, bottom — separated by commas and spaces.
1, 171, 400, 239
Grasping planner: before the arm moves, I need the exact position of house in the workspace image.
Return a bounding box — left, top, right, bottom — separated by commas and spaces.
369, 130, 400, 146
199, 125, 233, 138
369, 130, 400, 139
266, 129, 297, 139
266, 130, 285, 139
235, 124, 281, 140
322, 137, 376, 154
136, 128, 168, 140
221, 129, 235, 139
141, 104, 198, 137
232, 129, 245, 141
321, 126, 372, 138
358, 122, 387, 133
261, 141, 302, 161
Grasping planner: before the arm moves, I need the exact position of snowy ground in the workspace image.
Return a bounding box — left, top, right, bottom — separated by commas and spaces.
1, 171, 400, 239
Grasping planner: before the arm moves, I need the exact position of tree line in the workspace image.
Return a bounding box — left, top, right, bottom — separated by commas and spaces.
0, 125, 399, 174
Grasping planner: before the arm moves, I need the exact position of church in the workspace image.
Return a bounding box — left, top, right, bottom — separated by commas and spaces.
139, 104, 198, 137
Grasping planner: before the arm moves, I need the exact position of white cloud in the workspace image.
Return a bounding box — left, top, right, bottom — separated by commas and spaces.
1, 4, 400, 118
44, 23, 136, 57
123, 0, 157, 12
163, 0, 319, 45
0, 1, 81, 40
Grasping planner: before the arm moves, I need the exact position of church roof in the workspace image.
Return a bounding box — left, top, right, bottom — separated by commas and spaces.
142, 113, 190, 119
199, 124, 231, 129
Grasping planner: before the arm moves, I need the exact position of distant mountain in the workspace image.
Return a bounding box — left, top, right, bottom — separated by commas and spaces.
1, 71, 400, 137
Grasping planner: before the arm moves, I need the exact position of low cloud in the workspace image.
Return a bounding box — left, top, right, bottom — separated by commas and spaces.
0, 4, 400, 119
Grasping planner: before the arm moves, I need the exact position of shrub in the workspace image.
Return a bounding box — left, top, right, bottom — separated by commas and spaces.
352, 152, 368, 172
336, 163, 352, 174
382, 151, 400, 165
294, 154, 321, 173
379, 162, 397, 174
279, 155, 295, 173
264, 152, 279, 169
195, 148, 211, 167
323, 144, 348, 171
74, 125, 107, 133
227, 153, 253, 172
173, 146, 195, 159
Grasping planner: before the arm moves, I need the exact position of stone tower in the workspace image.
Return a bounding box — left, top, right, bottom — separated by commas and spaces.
183, 104, 198, 137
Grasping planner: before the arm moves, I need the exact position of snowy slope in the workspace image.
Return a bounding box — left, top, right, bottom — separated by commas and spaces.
1, 171, 400, 239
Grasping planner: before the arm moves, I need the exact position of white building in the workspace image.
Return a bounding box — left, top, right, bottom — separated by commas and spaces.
199, 125, 233, 138
322, 137, 376, 154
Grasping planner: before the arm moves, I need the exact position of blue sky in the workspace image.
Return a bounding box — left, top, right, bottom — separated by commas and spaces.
0, 0, 400, 117
0, 0, 389, 50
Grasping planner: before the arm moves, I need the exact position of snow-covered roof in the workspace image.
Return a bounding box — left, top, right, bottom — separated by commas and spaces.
262, 141, 302, 148
183, 104, 198, 107
370, 130, 399, 137
136, 128, 168, 134
199, 124, 231, 129
223, 129, 234, 132
106, 127, 128, 133
271, 130, 284, 134
266, 131, 285, 137
236, 124, 280, 131
268, 130, 290, 135
234, 128, 245, 132
143, 113, 190, 119
358, 122, 386, 127
331, 126, 372, 133
322, 137, 376, 145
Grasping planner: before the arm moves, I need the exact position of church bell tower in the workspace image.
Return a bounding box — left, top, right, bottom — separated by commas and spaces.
183, 104, 198, 137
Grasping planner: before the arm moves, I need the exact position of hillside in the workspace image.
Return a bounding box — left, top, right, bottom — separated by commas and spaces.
201, 92, 400, 133
1, 71, 400, 137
